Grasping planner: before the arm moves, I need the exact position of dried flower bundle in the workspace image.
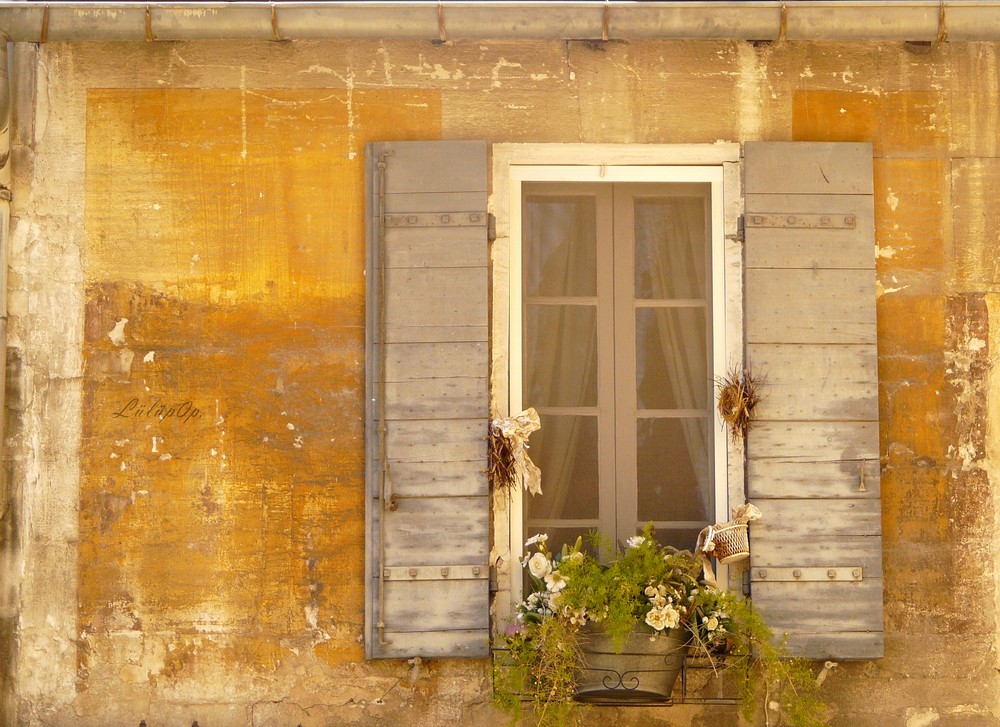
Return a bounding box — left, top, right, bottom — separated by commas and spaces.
489, 423, 518, 493
716, 367, 761, 443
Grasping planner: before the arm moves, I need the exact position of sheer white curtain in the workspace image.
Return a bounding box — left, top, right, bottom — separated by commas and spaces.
634, 196, 712, 522
523, 195, 599, 527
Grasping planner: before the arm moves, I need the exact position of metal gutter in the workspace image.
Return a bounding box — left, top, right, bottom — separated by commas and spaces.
0, 1, 999, 43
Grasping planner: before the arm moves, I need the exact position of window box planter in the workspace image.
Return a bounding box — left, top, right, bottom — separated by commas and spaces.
575, 625, 686, 703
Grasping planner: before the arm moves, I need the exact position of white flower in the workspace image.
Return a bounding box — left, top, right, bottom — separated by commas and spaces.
544, 570, 567, 592
566, 551, 584, 562
527, 552, 552, 579
626, 535, 646, 548
645, 608, 668, 631
705, 616, 720, 632
644, 585, 658, 598
651, 594, 667, 608
525, 533, 548, 547
661, 605, 681, 630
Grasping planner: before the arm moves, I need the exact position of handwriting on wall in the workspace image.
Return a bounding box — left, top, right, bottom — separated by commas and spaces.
112, 397, 202, 424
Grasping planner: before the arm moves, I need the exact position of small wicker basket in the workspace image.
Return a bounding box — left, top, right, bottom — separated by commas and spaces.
704, 521, 750, 564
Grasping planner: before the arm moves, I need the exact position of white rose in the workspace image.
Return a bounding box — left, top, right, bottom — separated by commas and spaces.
644, 585, 658, 598
645, 608, 667, 631
661, 606, 680, 630
527, 552, 552, 579
706, 616, 720, 632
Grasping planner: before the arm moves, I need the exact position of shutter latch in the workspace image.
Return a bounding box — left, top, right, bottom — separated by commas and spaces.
725, 214, 745, 244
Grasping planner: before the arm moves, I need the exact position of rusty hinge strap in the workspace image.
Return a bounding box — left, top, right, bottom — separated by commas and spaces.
383, 564, 489, 581
745, 213, 856, 230
384, 212, 487, 229
752, 566, 863, 582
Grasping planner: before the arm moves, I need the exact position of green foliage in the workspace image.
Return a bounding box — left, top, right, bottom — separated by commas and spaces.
495, 617, 582, 727
724, 596, 831, 727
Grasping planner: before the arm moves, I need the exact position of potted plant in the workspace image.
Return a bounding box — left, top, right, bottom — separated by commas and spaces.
495, 525, 829, 727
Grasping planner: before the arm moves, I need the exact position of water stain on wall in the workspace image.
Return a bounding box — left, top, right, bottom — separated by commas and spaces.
80, 87, 441, 684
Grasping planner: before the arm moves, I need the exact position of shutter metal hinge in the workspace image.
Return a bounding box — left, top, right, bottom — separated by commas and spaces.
488, 213, 497, 242
742, 566, 751, 596
752, 567, 863, 582
725, 215, 744, 244
382, 564, 489, 581
745, 213, 857, 230
384, 212, 486, 228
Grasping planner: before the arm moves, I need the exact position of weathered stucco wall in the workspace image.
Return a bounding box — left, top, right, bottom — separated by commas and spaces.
5, 38, 1000, 726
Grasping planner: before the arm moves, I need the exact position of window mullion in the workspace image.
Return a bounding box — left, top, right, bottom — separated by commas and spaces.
595, 184, 619, 545
612, 184, 639, 544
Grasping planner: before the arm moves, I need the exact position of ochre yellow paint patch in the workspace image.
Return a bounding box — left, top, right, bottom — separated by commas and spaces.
81, 88, 441, 678
792, 90, 879, 145
874, 158, 949, 276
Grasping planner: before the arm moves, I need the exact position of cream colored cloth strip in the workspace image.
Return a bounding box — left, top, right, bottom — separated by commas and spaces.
492, 407, 542, 495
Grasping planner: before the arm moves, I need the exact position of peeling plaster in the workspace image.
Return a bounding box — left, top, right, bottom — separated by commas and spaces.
107, 318, 127, 346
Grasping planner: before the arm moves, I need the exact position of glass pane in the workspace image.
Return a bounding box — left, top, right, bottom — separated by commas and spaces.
647, 527, 703, 554
525, 304, 598, 407
636, 417, 712, 523
523, 415, 600, 522
633, 195, 707, 300
635, 307, 709, 410
524, 193, 598, 298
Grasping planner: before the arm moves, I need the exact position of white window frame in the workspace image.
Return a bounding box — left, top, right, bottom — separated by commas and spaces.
490, 144, 745, 617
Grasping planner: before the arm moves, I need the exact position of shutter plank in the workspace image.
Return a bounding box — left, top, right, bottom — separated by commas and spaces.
366, 140, 489, 659
751, 535, 884, 577
385, 268, 488, 329
385, 419, 487, 462
750, 499, 881, 537
389, 461, 488, 499
751, 581, 884, 632
747, 460, 880, 498
746, 269, 877, 345
383, 580, 489, 632
744, 142, 873, 196
749, 343, 879, 421
385, 342, 487, 381
384, 191, 487, 215
748, 421, 880, 498
383, 496, 490, 566
376, 630, 489, 660
386, 324, 488, 344
745, 141, 882, 660
384, 378, 488, 420
381, 141, 486, 194
781, 632, 884, 661
385, 226, 488, 269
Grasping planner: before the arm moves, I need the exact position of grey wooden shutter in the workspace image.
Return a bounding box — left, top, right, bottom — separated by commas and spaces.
364, 141, 489, 659
744, 142, 883, 660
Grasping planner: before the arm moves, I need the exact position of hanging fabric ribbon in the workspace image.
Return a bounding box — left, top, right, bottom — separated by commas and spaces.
489, 408, 542, 495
